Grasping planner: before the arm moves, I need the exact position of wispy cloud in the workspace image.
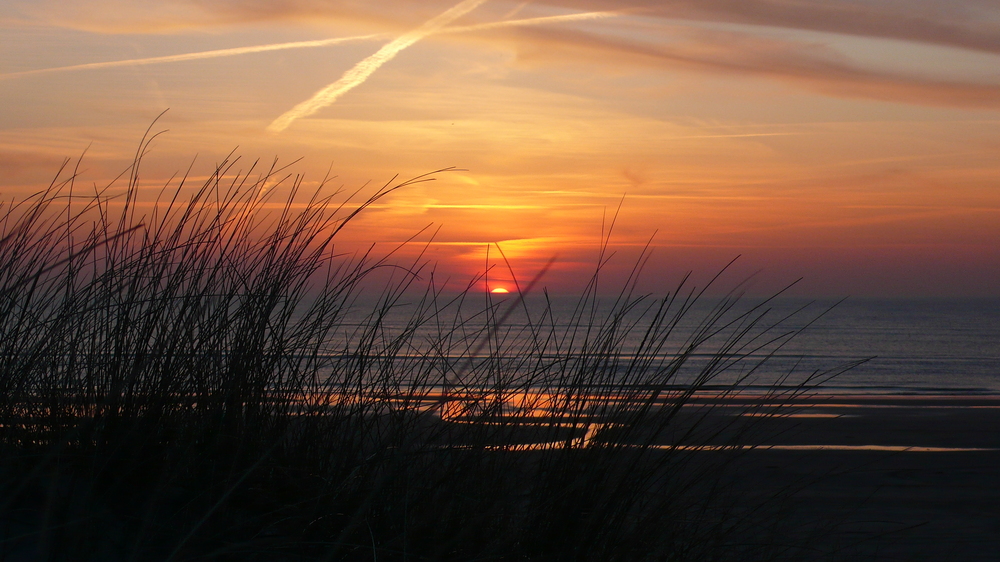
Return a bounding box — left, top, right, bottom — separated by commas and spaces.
536, 0, 1000, 55
6, 0, 995, 113
267, 0, 490, 133
511, 25, 1000, 109
14, 0, 999, 57
0, 35, 382, 80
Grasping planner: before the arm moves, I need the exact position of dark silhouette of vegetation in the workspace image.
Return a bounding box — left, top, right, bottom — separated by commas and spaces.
0, 127, 856, 561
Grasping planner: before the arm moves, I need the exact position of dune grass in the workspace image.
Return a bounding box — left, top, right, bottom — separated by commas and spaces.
0, 132, 855, 561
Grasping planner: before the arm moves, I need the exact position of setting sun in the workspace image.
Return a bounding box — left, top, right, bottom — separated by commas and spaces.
490, 287, 510, 294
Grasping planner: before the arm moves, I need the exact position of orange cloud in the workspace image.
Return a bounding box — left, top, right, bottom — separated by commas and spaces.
14, 0, 1000, 58
505, 25, 1000, 109
537, 0, 1000, 55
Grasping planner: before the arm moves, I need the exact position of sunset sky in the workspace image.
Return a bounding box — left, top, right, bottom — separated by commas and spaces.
2, 0, 999, 297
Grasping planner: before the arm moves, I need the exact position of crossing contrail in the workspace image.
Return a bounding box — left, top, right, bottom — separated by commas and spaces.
0, 10, 618, 83
3, 2, 621, 133
267, 8, 620, 132
0, 34, 382, 80
267, 0, 491, 132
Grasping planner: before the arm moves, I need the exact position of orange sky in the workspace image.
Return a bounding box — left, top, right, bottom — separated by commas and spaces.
2, 0, 999, 296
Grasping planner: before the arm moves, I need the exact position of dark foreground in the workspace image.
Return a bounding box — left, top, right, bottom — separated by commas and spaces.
3, 395, 998, 561
688, 395, 1000, 561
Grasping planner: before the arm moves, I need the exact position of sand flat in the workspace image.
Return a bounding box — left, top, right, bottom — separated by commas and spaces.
700, 395, 1000, 561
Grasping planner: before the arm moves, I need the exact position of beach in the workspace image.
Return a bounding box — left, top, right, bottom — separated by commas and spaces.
428, 392, 1000, 559
683, 395, 1000, 560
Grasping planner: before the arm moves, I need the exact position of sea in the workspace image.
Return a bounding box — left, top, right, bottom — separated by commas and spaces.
338, 295, 1000, 396
738, 297, 1000, 395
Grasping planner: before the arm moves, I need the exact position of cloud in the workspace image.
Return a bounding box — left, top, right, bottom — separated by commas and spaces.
1, 0, 489, 34
11, 0, 999, 58
507, 25, 1000, 109
0, 149, 66, 179
6, 0, 997, 112
535, 0, 1000, 55
267, 0, 489, 132
2, 0, 222, 33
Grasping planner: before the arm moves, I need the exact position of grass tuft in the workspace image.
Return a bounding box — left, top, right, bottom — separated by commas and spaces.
0, 134, 854, 561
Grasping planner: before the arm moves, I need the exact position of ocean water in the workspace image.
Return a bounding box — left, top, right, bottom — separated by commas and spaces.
775, 297, 1000, 395
336, 295, 1000, 396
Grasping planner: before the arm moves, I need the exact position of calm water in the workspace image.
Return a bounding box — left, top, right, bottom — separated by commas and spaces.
337, 296, 1000, 395
775, 297, 1000, 394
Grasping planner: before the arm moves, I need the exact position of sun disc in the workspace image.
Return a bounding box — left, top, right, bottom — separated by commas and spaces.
490, 287, 510, 294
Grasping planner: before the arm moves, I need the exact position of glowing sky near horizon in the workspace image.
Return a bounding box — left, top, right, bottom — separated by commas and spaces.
1, 0, 999, 296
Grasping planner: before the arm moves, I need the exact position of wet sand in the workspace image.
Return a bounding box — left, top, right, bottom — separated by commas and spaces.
441, 394, 1000, 559
690, 395, 1000, 561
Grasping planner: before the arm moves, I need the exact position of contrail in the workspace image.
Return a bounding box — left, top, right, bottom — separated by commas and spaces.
500, 1, 532, 21
0, 10, 617, 82
444, 10, 617, 33
267, 0, 490, 132
0, 35, 382, 80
